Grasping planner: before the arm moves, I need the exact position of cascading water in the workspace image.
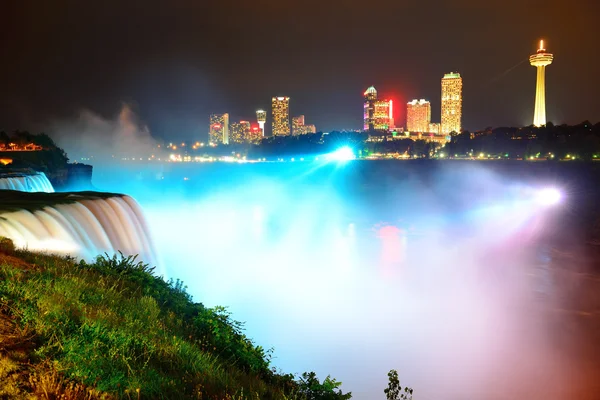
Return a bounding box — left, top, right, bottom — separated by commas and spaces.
0, 193, 157, 266
0, 172, 54, 192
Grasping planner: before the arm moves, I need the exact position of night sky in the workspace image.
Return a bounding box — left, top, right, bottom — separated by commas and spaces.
1, 0, 598, 140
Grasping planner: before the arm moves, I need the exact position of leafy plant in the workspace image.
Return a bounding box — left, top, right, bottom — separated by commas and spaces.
384, 369, 413, 400
297, 371, 352, 400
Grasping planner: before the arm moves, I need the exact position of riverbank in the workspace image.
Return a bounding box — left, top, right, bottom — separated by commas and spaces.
0, 241, 351, 399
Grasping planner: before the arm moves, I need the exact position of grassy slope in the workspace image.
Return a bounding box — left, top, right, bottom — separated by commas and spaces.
0, 246, 317, 400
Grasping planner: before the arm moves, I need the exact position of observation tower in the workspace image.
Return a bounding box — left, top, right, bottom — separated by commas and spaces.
529, 39, 553, 127
256, 109, 267, 136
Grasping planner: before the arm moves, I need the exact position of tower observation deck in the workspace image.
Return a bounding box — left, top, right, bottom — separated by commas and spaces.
529, 39, 553, 127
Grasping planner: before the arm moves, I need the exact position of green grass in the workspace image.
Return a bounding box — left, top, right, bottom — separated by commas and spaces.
0, 248, 350, 399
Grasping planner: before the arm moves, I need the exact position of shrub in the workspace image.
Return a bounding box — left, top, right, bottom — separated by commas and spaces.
0, 237, 15, 254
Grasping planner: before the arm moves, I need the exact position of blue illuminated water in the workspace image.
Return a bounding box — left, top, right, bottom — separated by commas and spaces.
91, 160, 600, 399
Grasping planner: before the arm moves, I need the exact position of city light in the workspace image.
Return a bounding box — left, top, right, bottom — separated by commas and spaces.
441, 72, 462, 135
530, 39, 553, 126
326, 146, 355, 161
535, 187, 562, 206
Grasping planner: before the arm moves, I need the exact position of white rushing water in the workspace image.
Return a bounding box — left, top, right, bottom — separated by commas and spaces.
0, 172, 54, 192
0, 195, 157, 266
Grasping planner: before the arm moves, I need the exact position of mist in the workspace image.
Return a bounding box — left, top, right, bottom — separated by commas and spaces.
90, 160, 599, 399
50, 104, 158, 163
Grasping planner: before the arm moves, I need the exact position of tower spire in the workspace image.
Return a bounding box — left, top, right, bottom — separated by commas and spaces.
529, 39, 553, 127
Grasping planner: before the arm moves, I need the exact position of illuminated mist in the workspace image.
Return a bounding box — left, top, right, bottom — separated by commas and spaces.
50, 104, 158, 163
90, 160, 598, 399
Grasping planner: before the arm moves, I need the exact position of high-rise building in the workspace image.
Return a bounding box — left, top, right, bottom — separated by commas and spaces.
363, 86, 377, 131
441, 72, 462, 135
364, 86, 393, 131
292, 115, 305, 135
373, 100, 392, 131
247, 126, 263, 145
529, 39, 553, 127
406, 99, 431, 133
209, 113, 229, 145
272, 97, 290, 136
256, 109, 267, 136
304, 124, 316, 134
228, 120, 251, 144
229, 122, 244, 144
240, 120, 251, 142
290, 115, 316, 135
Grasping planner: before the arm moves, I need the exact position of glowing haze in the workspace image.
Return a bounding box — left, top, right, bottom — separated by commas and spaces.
91, 160, 598, 399
50, 104, 158, 163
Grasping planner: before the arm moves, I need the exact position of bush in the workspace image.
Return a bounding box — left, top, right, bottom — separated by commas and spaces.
0, 237, 15, 254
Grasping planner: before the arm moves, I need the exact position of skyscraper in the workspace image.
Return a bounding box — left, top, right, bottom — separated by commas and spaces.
363, 86, 377, 131
364, 86, 393, 131
272, 97, 290, 136
209, 113, 229, 145
441, 72, 462, 135
373, 100, 392, 131
292, 115, 305, 135
406, 99, 431, 133
229, 122, 244, 144
240, 120, 251, 142
529, 39, 553, 127
247, 126, 263, 145
229, 120, 251, 144
256, 109, 266, 136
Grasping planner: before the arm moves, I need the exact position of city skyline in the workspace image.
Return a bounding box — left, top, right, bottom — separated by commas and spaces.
204, 44, 559, 143
2, 1, 598, 140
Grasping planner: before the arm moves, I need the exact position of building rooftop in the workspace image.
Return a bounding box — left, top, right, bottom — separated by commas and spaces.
364, 86, 377, 95
443, 72, 461, 79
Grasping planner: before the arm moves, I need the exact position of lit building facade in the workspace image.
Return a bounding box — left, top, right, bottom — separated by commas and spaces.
292, 115, 305, 135
406, 99, 431, 133
247, 126, 263, 145
428, 123, 440, 134
529, 40, 553, 127
441, 72, 462, 135
363, 86, 377, 131
290, 115, 316, 135
256, 109, 267, 136
304, 124, 316, 134
240, 120, 251, 143
364, 86, 393, 131
229, 122, 245, 144
272, 97, 290, 136
209, 113, 229, 145
373, 100, 393, 131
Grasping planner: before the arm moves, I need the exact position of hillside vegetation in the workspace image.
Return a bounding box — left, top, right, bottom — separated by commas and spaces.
0, 239, 351, 399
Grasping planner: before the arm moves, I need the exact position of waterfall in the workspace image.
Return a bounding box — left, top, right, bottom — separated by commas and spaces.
0, 194, 157, 266
0, 172, 54, 192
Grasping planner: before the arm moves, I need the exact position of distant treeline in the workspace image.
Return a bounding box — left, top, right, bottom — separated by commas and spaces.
183, 121, 600, 160
445, 121, 600, 160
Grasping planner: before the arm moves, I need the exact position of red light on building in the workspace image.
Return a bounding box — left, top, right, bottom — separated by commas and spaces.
213, 124, 221, 129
